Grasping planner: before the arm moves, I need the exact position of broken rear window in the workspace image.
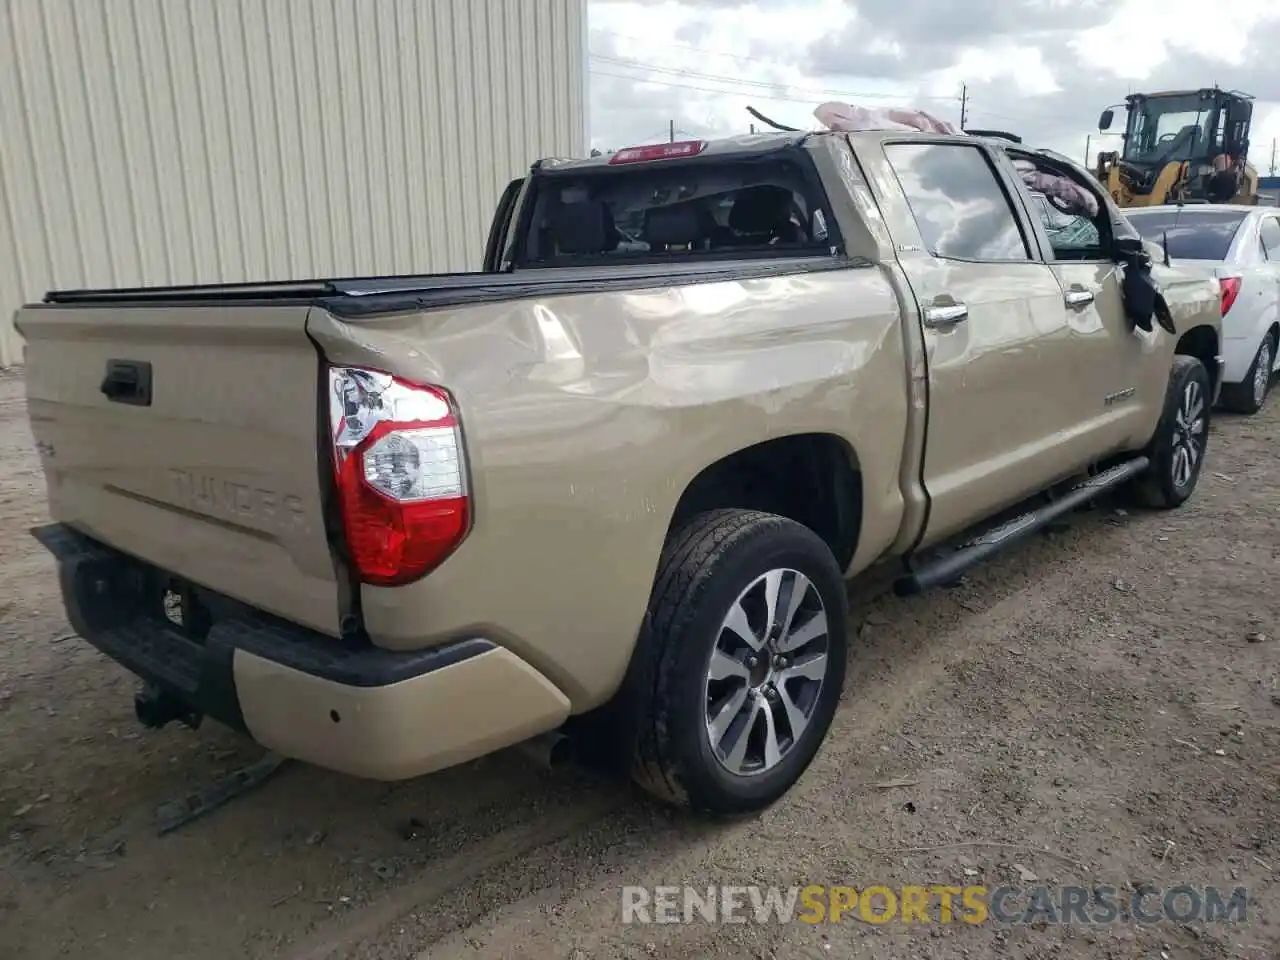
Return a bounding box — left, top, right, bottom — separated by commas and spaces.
514, 156, 834, 265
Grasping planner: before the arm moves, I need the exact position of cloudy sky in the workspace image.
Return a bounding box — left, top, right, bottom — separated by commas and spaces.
587, 0, 1280, 173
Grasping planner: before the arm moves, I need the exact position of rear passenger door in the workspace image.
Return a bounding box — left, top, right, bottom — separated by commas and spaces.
872, 141, 1082, 545
1260, 215, 1280, 318
1015, 160, 1156, 455
1257, 216, 1280, 375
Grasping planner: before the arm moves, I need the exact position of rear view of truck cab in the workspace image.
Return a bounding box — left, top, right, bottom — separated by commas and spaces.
16, 130, 897, 815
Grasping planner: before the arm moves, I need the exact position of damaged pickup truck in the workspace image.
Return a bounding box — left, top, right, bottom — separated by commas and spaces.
17, 127, 1224, 814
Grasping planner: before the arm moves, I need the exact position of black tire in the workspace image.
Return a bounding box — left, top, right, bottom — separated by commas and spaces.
1219, 331, 1276, 415
626, 509, 848, 814
1130, 355, 1212, 510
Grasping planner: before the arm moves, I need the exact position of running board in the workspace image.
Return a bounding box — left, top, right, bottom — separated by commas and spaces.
894, 456, 1150, 596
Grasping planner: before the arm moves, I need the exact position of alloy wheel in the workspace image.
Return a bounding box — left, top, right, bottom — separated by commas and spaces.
1254, 338, 1273, 409
1171, 378, 1206, 489
703, 568, 831, 777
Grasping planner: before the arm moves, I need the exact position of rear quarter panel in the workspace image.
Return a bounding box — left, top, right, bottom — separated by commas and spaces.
1152, 256, 1226, 378
308, 265, 909, 709
1221, 218, 1280, 376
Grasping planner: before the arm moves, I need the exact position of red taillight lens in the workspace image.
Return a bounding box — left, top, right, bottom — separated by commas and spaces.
1219, 276, 1242, 316
328, 366, 469, 586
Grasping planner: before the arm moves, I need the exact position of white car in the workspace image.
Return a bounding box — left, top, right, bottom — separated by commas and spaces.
1124, 204, 1280, 414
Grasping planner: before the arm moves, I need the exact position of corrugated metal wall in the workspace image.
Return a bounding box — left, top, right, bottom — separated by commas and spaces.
0, 0, 587, 367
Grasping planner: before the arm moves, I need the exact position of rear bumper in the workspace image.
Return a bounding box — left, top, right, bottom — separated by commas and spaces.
32, 524, 570, 780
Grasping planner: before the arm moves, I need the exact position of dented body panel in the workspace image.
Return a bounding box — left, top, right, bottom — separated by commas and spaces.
308, 262, 910, 704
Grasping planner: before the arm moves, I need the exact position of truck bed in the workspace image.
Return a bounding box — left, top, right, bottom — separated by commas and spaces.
21, 251, 870, 643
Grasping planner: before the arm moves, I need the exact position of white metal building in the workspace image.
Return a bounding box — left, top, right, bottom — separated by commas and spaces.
0, 0, 588, 367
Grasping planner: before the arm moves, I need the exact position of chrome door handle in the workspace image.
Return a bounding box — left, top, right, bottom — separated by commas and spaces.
1064, 289, 1094, 307
923, 303, 968, 327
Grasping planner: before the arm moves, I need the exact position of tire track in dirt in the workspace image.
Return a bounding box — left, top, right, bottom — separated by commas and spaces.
285, 791, 632, 960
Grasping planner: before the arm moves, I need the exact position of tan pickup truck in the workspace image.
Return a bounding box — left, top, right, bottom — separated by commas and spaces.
17, 130, 1224, 814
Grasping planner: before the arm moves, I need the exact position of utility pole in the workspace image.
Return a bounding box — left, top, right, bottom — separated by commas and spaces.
750, 123, 756, 134
669, 119, 675, 143
1084, 135, 1092, 165
959, 84, 968, 130
1271, 138, 1277, 176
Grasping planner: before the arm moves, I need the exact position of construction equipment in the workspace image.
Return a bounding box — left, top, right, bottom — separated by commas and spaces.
1094, 87, 1259, 207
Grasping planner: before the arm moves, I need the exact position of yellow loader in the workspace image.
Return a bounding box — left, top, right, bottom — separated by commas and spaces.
1094, 87, 1259, 207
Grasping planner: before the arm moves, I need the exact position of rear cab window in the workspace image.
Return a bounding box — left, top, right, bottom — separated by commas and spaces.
1123, 209, 1249, 261
881, 142, 1032, 261
510, 146, 838, 267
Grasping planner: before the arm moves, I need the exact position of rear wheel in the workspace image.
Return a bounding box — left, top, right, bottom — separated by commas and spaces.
1220, 331, 1275, 415
1130, 355, 1211, 509
627, 509, 848, 814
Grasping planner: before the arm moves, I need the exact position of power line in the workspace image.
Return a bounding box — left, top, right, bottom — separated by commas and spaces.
592, 54, 798, 94
632, 126, 699, 144
966, 107, 1030, 125
590, 67, 857, 107
590, 52, 958, 103
590, 68, 981, 126
589, 66, 960, 114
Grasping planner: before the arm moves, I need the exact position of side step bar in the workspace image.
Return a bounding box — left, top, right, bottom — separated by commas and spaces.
894, 456, 1149, 596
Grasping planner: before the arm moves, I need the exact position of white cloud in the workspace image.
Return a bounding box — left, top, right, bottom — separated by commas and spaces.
588, 0, 1280, 176
589, 0, 909, 147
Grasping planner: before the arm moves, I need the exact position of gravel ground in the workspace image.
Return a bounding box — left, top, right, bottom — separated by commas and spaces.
0, 366, 1277, 960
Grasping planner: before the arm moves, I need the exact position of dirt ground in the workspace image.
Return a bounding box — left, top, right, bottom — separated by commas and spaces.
1, 365, 1277, 960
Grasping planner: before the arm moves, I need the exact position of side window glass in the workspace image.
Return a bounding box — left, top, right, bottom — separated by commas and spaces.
1015, 156, 1104, 259
1259, 218, 1280, 260
883, 143, 1031, 262
1038, 201, 1102, 258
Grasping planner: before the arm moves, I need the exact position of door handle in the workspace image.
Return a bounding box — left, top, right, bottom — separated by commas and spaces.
1064, 289, 1095, 307
923, 302, 968, 328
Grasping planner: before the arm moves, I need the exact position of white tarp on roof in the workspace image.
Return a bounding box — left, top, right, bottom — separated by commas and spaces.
811, 101, 1098, 218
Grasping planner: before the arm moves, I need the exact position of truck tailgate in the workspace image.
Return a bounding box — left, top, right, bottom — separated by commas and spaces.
17, 304, 342, 636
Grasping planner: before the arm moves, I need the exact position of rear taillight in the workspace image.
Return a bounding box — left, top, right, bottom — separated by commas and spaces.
327, 366, 469, 586
1220, 276, 1242, 316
